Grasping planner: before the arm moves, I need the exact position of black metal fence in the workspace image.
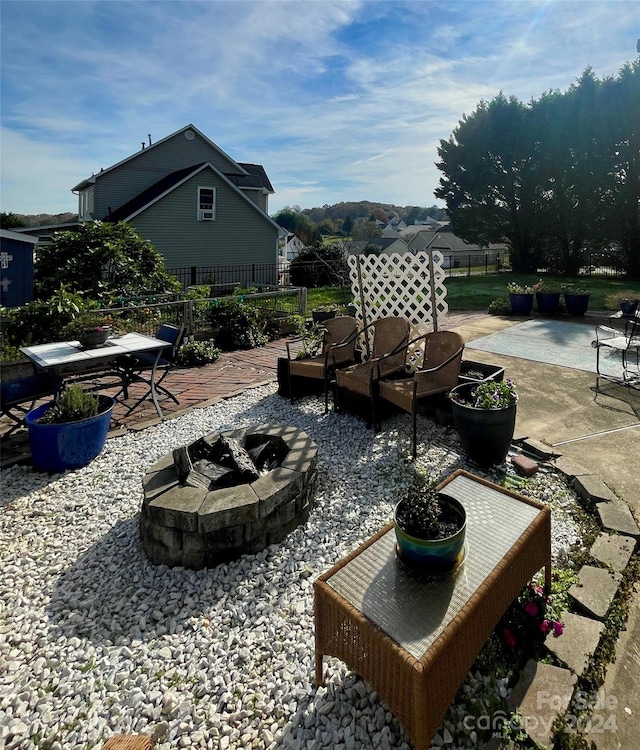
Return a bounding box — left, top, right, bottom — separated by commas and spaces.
167, 263, 284, 289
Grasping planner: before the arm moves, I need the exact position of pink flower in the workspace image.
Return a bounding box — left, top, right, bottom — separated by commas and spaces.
539, 619, 550, 634
552, 621, 564, 636
524, 602, 539, 617
503, 627, 517, 651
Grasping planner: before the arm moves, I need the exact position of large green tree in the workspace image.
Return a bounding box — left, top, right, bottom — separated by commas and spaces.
35, 221, 181, 301
435, 94, 543, 272
435, 60, 640, 277
598, 59, 640, 277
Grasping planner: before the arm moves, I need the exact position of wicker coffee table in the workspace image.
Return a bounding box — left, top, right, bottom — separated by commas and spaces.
314, 469, 551, 750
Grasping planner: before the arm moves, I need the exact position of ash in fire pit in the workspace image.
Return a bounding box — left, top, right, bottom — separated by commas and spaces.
173, 433, 290, 490
140, 424, 317, 569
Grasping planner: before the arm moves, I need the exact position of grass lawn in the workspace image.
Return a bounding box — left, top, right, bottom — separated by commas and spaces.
306, 275, 640, 314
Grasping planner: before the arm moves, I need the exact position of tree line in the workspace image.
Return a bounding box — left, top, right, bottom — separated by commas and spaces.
273, 201, 448, 245
435, 60, 639, 277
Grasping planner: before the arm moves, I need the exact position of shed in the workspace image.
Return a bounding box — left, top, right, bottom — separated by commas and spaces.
0, 229, 38, 307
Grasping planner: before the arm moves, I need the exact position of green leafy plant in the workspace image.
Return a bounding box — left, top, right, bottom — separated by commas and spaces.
488, 297, 512, 315
208, 298, 268, 350
532, 279, 561, 293
450, 378, 518, 410
311, 303, 340, 313
295, 323, 327, 360
175, 340, 221, 367
561, 284, 591, 295
36, 385, 102, 424
507, 282, 534, 294
395, 474, 463, 540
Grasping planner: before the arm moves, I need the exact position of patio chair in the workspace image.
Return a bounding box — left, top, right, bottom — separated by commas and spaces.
286, 316, 360, 412
593, 312, 640, 392
112, 323, 184, 413
0, 371, 61, 436
378, 331, 464, 458
334, 316, 411, 427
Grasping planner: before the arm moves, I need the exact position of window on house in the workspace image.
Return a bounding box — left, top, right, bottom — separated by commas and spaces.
198, 187, 216, 220
79, 190, 90, 219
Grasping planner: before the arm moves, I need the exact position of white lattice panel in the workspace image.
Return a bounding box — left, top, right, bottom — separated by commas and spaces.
348, 251, 449, 329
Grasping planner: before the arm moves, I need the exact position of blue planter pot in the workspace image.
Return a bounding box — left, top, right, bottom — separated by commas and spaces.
509, 293, 534, 315
25, 396, 114, 472
535, 292, 561, 315
394, 493, 466, 573
450, 383, 517, 466
563, 293, 590, 317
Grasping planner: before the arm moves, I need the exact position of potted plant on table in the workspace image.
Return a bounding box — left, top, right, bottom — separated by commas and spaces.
394, 473, 466, 573
561, 284, 591, 317
533, 279, 561, 315
449, 378, 518, 467
506, 282, 534, 315
25, 384, 115, 472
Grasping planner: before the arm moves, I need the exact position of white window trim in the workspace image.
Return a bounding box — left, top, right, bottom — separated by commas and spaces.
197, 186, 216, 221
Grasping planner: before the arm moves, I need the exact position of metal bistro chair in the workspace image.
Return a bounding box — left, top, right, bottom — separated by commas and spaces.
286, 316, 360, 413
378, 331, 465, 458
0, 372, 61, 436
113, 323, 184, 414
334, 316, 411, 428
593, 311, 640, 392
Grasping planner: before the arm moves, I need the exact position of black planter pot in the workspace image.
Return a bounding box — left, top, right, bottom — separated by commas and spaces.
450, 383, 517, 467
563, 292, 590, 317
509, 293, 533, 315
620, 299, 639, 317
311, 310, 337, 324
535, 292, 561, 315
458, 360, 505, 386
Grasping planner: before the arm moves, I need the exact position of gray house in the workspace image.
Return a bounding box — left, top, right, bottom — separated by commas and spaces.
71, 125, 281, 278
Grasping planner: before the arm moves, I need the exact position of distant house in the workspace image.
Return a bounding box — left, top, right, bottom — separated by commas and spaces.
349, 237, 409, 256
406, 225, 506, 267
68, 124, 281, 279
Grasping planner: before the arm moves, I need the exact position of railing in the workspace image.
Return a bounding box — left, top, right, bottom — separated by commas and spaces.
166, 263, 285, 289
95, 288, 306, 340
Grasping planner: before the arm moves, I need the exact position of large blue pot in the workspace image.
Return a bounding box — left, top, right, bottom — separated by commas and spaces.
535, 292, 561, 315
509, 293, 534, 315
563, 292, 590, 317
394, 493, 466, 573
450, 383, 517, 466
25, 396, 114, 472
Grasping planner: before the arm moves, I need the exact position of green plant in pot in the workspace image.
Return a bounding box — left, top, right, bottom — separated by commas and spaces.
506, 282, 534, 315
394, 473, 466, 573
449, 378, 518, 467
311, 303, 339, 324
25, 384, 115, 472
561, 284, 590, 317
532, 279, 561, 315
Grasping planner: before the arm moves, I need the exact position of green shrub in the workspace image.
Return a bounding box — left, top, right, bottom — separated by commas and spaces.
175, 340, 221, 367
36, 385, 101, 424
488, 297, 512, 315
208, 298, 268, 350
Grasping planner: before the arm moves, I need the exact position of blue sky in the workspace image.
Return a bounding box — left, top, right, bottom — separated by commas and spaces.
1, 0, 637, 217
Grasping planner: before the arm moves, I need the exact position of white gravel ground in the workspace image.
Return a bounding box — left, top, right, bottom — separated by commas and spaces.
0, 384, 583, 750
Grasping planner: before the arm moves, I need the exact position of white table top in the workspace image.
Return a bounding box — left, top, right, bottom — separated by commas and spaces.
21, 333, 167, 370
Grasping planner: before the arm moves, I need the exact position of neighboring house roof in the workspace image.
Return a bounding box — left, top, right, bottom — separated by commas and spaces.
349, 237, 408, 254
227, 163, 274, 193
105, 162, 282, 230
71, 124, 250, 192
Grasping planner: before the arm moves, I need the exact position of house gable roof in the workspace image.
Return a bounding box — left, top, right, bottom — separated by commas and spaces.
72, 124, 250, 192
105, 162, 281, 230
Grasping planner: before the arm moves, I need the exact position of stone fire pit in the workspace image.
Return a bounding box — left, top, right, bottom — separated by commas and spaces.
140, 423, 318, 569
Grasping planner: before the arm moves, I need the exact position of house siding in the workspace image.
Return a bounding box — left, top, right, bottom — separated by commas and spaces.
93, 131, 243, 218
128, 169, 278, 268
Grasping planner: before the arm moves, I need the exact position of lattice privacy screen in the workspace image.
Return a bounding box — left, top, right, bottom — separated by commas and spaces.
347, 251, 448, 331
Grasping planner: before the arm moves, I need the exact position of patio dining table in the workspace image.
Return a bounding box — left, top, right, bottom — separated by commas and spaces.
20, 332, 171, 418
